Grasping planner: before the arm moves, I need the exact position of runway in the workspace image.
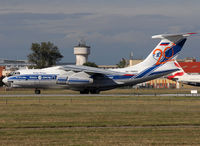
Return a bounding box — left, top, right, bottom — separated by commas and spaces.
0, 93, 199, 97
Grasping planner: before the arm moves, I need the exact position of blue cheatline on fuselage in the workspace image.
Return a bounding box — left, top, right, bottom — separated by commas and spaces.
135, 38, 186, 79
8, 74, 57, 80
68, 80, 90, 83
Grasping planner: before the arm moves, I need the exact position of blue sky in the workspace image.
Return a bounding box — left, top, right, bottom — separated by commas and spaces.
0, 0, 200, 64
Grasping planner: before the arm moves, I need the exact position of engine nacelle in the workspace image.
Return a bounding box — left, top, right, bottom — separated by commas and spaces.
56, 71, 75, 85
66, 72, 93, 85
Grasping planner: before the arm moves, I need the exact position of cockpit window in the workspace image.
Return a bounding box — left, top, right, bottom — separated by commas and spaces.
8, 71, 20, 76
14, 72, 20, 75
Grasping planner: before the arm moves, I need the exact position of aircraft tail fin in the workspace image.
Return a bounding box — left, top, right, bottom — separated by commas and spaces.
142, 32, 196, 66
121, 33, 196, 79
167, 61, 186, 80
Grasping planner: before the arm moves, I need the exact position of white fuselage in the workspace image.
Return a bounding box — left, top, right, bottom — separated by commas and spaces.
2, 32, 193, 93
3, 61, 178, 91
174, 73, 200, 86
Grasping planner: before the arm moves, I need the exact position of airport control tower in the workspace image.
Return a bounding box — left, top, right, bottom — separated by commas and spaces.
74, 41, 90, 65
129, 51, 134, 66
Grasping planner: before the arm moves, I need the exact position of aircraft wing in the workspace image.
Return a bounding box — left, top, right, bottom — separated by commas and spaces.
61, 65, 125, 75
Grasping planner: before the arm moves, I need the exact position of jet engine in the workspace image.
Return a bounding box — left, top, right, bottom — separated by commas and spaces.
56, 71, 75, 85
66, 72, 93, 85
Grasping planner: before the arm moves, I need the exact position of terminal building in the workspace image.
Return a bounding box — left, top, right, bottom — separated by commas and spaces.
0, 59, 34, 77
0, 59, 32, 70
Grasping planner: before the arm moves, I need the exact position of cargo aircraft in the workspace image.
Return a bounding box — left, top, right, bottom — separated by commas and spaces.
167, 61, 200, 86
3, 33, 195, 94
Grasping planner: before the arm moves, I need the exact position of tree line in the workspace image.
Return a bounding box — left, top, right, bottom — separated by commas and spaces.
28, 41, 125, 68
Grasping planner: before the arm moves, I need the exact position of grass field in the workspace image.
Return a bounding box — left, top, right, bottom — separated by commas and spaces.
1, 89, 200, 145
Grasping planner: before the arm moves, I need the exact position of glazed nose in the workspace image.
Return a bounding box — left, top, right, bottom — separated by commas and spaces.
2, 77, 8, 85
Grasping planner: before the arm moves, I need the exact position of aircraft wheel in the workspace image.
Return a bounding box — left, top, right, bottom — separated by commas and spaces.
80, 90, 89, 94
35, 89, 41, 94
90, 90, 100, 94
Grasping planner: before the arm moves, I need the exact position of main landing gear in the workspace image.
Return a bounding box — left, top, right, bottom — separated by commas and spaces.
90, 89, 100, 94
35, 89, 41, 94
80, 89, 100, 94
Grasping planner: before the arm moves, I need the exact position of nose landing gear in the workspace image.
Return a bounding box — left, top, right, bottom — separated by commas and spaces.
35, 89, 41, 94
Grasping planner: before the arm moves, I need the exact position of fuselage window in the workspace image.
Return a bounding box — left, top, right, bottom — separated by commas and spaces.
14, 72, 20, 75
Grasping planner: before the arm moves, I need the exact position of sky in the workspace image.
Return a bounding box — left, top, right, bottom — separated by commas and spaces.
0, 0, 200, 65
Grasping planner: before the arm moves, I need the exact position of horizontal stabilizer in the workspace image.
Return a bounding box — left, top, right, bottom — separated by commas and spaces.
152, 32, 197, 39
